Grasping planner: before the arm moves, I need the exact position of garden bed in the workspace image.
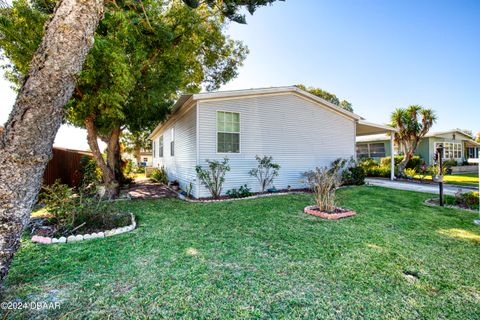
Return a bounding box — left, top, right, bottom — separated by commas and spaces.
172, 187, 312, 203
425, 198, 478, 212
304, 205, 356, 220
30, 212, 136, 245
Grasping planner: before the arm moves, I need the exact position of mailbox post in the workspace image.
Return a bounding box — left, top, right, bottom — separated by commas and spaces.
436, 144, 444, 206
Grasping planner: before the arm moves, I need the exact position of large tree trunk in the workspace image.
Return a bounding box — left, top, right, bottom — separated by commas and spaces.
0, 0, 103, 285
106, 126, 125, 186
85, 117, 119, 198
397, 140, 419, 177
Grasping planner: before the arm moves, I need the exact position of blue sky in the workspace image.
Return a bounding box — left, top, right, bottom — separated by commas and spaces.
1, 0, 479, 149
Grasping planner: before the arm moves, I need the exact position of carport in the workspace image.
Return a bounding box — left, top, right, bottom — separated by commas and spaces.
356, 120, 398, 180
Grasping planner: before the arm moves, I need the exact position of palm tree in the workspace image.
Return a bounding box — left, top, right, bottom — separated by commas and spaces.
390, 105, 437, 176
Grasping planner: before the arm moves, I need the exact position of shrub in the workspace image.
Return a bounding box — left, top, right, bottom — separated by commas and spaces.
80, 156, 102, 194
196, 158, 230, 198
443, 159, 458, 168
249, 155, 280, 192
303, 165, 342, 212
124, 159, 133, 175
226, 185, 252, 198
456, 191, 479, 209
404, 168, 416, 177
151, 167, 168, 184
40, 181, 130, 237
380, 156, 421, 169
364, 166, 391, 178
359, 158, 378, 169
342, 166, 366, 185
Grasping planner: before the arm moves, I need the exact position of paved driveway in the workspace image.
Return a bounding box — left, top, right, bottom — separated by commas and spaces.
366, 178, 477, 196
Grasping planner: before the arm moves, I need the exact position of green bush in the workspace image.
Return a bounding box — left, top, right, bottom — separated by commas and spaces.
40, 181, 130, 237
226, 185, 252, 198
196, 158, 230, 198
342, 166, 366, 185
151, 167, 168, 184
456, 192, 479, 208
443, 159, 458, 168
359, 158, 378, 169
380, 156, 421, 169
364, 166, 391, 178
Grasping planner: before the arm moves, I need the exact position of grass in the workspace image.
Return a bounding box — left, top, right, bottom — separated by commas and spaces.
2, 186, 480, 319
414, 172, 479, 187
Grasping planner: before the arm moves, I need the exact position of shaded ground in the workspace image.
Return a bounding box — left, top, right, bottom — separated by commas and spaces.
2, 186, 480, 319
122, 177, 176, 199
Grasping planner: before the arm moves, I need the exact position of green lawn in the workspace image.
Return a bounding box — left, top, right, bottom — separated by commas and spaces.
415, 172, 479, 187
2, 187, 480, 319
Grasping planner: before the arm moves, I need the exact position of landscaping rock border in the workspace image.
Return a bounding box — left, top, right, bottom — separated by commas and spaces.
424, 199, 478, 212
31, 213, 136, 245
304, 205, 356, 220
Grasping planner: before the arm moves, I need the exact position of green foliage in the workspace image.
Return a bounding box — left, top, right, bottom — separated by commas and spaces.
196, 158, 230, 198
249, 155, 280, 192
151, 167, 168, 185
404, 168, 416, 177
79, 156, 102, 194
183, 0, 282, 24
443, 159, 458, 168
342, 166, 366, 186
296, 84, 354, 112
40, 181, 130, 236
380, 156, 421, 169
359, 158, 379, 169
226, 184, 252, 198
364, 166, 392, 178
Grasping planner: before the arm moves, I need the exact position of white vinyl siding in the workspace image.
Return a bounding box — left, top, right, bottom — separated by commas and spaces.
197, 94, 355, 198
151, 105, 198, 196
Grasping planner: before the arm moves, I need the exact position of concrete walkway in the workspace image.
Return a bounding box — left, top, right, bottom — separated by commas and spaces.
366, 178, 478, 196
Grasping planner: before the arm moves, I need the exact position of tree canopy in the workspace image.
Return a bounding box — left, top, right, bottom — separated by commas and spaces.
295, 84, 354, 112
390, 105, 437, 175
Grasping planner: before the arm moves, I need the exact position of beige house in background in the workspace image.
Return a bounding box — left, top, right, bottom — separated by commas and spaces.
149, 86, 396, 198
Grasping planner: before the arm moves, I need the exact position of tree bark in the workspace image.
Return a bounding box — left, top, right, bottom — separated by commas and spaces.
0, 0, 103, 285
84, 117, 119, 198
397, 140, 419, 176
106, 126, 125, 186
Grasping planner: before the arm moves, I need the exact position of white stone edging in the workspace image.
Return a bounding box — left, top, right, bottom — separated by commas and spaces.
31, 213, 136, 245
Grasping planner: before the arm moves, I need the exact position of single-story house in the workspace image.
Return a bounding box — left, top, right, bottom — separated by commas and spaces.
356, 130, 480, 165
122, 149, 153, 167
149, 86, 396, 198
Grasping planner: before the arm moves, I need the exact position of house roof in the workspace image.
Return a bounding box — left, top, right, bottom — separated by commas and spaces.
149, 86, 367, 139
356, 129, 478, 143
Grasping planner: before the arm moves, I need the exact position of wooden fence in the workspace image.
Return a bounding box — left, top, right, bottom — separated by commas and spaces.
43, 147, 92, 188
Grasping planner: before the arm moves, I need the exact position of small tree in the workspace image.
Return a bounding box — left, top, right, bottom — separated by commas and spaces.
390, 105, 436, 176
249, 156, 280, 192
303, 165, 343, 212
196, 158, 230, 198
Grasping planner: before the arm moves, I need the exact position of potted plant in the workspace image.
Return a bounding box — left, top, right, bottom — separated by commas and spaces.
170, 180, 180, 191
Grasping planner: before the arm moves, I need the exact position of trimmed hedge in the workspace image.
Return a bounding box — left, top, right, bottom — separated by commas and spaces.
380, 156, 422, 169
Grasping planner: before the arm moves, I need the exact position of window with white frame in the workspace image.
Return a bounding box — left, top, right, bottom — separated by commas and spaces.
435, 142, 462, 159
170, 128, 175, 156
152, 140, 156, 158
217, 111, 240, 153
158, 135, 164, 158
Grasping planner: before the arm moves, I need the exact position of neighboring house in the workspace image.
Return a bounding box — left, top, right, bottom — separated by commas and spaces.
356, 130, 480, 164
149, 86, 395, 198
123, 149, 153, 167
